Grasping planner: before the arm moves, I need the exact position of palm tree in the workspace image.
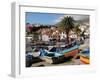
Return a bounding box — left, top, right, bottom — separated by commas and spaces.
58, 16, 75, 44
74, 24, 81, 41
81, 26, 89, 39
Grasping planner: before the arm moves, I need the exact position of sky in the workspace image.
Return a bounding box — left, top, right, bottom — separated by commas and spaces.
26, 12, 89, 25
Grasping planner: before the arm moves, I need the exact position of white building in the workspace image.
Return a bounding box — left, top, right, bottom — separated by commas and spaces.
42, 34, 49, 41
60, 32, 66, 40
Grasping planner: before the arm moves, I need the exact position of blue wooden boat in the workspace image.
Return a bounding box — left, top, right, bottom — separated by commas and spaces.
39, 45, 79, 64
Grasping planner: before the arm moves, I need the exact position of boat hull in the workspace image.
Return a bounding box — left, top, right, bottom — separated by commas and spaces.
64, 49, 78, 58
40, 45, 79, 64
80, 56, 90, 64
41, 55, 65, 64
41, 49, 79, 64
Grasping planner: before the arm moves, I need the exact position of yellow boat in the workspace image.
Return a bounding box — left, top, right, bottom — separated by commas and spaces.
80, 55, 90, 64
79, 48, 90, 64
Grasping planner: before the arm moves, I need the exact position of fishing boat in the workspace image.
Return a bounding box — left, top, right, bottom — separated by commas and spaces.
80, 56, 89, 64
62, 45, 79, 58
80, 48, 90, 64
39, 48, 63, 64
26, 53, 42, 67
39, 45, 79, 64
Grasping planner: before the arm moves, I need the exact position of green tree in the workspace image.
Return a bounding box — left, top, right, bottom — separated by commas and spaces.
81, 26, 89, 39
74, 24, 81, 41
58, 16, 75, 44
